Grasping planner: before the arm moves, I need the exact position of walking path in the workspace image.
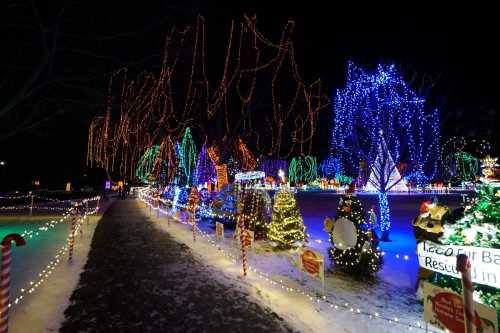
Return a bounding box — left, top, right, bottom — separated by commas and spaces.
60, 199, 294, 332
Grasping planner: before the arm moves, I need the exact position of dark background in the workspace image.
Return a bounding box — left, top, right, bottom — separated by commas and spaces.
1, 1, 498, 191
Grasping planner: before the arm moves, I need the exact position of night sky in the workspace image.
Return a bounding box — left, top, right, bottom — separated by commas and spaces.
1, 1, 499, 190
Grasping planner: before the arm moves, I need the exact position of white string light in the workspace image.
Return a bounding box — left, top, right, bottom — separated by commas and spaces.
139, 190, 436, 332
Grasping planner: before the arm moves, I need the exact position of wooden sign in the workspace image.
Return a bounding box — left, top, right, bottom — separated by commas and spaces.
417, 241, 500, 288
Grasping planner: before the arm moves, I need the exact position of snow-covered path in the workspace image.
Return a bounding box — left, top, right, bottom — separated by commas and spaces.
60, 199, 294, 332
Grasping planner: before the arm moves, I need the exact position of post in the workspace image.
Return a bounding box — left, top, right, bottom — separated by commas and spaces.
85, 200, 90, 225
191, 211, 196, 242
29, 193, 34, 216
0, 234, 26, 333
456, 254, 476, 333
156, 196, 160, 218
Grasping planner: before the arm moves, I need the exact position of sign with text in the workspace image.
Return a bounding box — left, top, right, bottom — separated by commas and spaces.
215, 222, 224, 240
417, 241, 500, 288
423, 282, 498, 333
298, 248, 324, 284
215, 164, 228, 189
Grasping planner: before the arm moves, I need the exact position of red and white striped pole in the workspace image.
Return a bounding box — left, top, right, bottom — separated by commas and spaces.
238, 214, 248, 276
456, 254, 476, 333
191, 210, 196, 242
68, 216, 76, 262
0, 234, 26, 333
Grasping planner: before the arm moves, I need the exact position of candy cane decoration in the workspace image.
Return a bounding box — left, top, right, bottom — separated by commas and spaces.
0, 234, 26, 333
456, 254, 476, 333
68, 215, 77, 262
238, 214, 248, 276
187, 187, 200, 242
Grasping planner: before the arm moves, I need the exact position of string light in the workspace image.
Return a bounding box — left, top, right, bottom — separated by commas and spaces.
195, 143, 216, 186
86, 16, 329, 182
181, 128, 197, 186
289, 156, 318, 185
139, 189, 436, 332
8, 198, 100, 310
267, 189, 306, 247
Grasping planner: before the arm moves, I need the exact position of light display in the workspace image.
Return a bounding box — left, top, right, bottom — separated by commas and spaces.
135, 145, 160, 183
319, 156, 342, 179
195, 143, 216, 186
215, 164, 229, 189
331, 63, 440, 240
267, 189, 306, 248
234, 171, 265, 182
139, 189, 427, 331
444, 151, 479, 183
235, 138, 257, 171
436, 183, 500, 309
86, 16, 328, 181
289, 156, 318, 185
328, 194, 382, 275
174, 142, 184, 185
212, 184, 237, 223
260, 159, 288, 180
331, 62, 440, 184
240, 190, 270, 240
181, 128, 197, 186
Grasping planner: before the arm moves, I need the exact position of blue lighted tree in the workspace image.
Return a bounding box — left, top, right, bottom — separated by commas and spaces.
331, 62, 440, 240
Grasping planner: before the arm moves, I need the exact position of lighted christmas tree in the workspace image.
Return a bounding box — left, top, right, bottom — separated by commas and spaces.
327, 194, 382, 275
181, 127, 197, 185
195, 143, 216, 186
441, 183, 499, 248
268, 189, 307, 248
187, 187, 200, 212
435, 183, 500, 310
241, 190, 270, 240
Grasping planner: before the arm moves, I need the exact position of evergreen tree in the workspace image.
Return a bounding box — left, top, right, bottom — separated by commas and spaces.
435, 183, 500, 310
241, 190, 270, 240
268, 189, 307, 248
181, 127, 197, 185
328, 194, 382, 275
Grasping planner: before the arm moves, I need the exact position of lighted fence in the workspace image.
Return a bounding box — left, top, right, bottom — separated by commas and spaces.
0, 196, 100, 332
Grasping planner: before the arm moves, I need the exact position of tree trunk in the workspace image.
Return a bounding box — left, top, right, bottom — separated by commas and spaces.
378, 191, 391, 241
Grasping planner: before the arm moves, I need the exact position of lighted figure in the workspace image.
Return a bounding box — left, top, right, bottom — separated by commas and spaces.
444, 151, 479, 184
325, 194, 382, 275
268, 189, 307, 248
331, 62, 440, 240
480, 155, 499, 183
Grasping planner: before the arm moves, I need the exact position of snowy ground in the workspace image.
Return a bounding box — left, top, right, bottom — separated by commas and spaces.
150, 191, 464, 332
8, 197, 113, 333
